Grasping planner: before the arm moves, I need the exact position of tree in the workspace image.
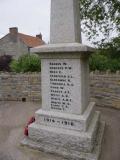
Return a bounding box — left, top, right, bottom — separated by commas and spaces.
89, 36, 120, 72
79, 0, 120, 45
99, 36, 120, 58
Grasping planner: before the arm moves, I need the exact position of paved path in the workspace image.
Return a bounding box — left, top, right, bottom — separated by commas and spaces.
0, 101, 120, 160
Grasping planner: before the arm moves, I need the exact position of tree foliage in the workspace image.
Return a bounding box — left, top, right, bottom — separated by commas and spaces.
99, 36, 120, 58
79, 0, 120, 45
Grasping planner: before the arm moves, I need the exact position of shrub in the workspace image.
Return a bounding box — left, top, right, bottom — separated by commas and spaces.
89, 53, 120, 72
10, 54, 41, 73
89, 54, 109, 71
108, 59, 120, 72
0, 55, 13, 72
10, 60, 21, 73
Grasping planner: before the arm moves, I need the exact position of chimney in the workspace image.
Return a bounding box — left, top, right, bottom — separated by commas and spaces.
36, 33, 42, 40
9, 27, 18, 36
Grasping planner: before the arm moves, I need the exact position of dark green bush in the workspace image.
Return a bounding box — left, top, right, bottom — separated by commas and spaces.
90, 36, 120, 72
108, 59, 120, 72
89, 53, 120, 72
10, 54, 41, 73
89, 54, 109, 71
0, 55, 13, 72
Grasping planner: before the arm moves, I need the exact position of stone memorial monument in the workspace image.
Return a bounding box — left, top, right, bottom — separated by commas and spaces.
22, 0, 105, 159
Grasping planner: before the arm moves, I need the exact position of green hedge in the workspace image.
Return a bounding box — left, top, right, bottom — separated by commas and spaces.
89, 54, 120, 72
10, 54, 41, 73
9, 53, 120, 73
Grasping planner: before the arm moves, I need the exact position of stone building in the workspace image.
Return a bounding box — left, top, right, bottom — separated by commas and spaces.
0, 27, 45, 58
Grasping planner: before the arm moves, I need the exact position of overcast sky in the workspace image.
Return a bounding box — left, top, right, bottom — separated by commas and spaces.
0, 0, 90, 45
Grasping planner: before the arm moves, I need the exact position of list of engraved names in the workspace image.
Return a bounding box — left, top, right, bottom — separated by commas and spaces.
49, 61, 75, 111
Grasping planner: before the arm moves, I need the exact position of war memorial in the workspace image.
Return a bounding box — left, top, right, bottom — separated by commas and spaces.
22, 0, 105, 159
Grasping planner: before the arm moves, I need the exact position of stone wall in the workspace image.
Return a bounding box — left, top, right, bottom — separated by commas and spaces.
0, 73, 41, 101
90, 71, 120, 109
0, 72, 120, 109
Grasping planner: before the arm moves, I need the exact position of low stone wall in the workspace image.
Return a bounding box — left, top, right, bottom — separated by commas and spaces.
90, 71, 120, 109
0, 72, 120, 109
0, 73, 41, 101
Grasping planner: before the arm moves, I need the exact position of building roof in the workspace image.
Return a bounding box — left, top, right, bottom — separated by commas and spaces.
18, 33, 45, 48
0, 27, 45, 48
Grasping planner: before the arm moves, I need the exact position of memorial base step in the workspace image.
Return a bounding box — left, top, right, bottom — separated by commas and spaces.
21, 120, 105, 160
27, 111, 100, 152
35, 102, 95, 132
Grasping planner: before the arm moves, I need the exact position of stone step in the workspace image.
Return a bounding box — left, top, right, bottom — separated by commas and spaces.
35, 102, 95, 132
22, 121, 105, 160
28, 111, 100, 153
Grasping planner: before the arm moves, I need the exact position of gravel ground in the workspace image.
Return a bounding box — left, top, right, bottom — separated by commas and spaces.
0, 101, 120, 160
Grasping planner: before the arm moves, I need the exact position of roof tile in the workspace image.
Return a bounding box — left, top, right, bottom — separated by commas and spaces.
18, 33, 45, 47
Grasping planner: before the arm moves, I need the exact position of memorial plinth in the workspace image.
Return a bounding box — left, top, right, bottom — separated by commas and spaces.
21, 0, 105, 160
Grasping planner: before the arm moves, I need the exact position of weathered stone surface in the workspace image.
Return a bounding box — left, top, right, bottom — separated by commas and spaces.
31, 43, 94, 55
28, 111, 100, 153
90, 72, 120, 109
35, 102, 95, 132
22, 121, 105, 160
50, 0, 81, 43
41, 58, 90, 114
0, 73, 41, 101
